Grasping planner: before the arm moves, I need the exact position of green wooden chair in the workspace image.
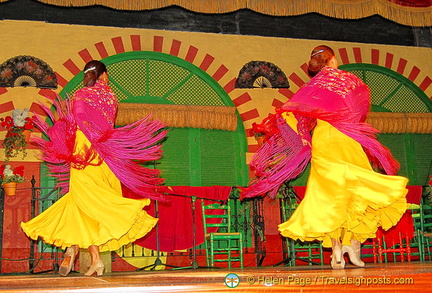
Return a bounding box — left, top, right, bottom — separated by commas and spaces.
419, 204, 432, 260
407, 203, 424, 261
360, 240, 378, 263
201, 201, 244, 268
375, 228, 411, 263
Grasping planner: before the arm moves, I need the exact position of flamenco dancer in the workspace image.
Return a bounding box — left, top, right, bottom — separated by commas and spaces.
21, 60, 167, 276
242, 45, 408, 269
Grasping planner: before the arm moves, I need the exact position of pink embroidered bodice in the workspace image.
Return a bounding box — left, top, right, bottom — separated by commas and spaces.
287, 67, 371, 137
73, 81, 117, 126
307, 67, 365, 98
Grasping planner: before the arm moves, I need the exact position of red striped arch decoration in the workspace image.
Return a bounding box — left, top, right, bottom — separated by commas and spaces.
1, 36, 431, 155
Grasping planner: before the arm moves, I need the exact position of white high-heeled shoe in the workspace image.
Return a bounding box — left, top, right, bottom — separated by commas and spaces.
331, 246, 345, 270
342, 245, 365, 267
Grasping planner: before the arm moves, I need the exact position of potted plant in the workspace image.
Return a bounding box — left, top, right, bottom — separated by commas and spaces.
0, 108, 34, 163
0, 164, 25, 196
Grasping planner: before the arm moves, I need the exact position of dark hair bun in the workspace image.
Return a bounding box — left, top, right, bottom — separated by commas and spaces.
307, 45, 335, 77
83, 60, 107, 87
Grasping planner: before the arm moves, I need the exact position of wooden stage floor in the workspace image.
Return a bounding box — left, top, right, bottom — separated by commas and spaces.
0, 262, 431, 292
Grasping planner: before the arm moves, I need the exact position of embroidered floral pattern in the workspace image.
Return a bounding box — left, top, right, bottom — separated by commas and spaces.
74, 81, 117, 125
306, 67, 364, 97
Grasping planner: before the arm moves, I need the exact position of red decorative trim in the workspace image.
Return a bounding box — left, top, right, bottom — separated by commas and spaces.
154, 36, 164, 52
408, 66, 420, 81
212, 65, 228, 81
278, 88, 295, 99
0, 88, 7, 95
419, 76, 432, 92
232, 92, 252, 107
272, 99, 285, 108
371, 49, 380, 65
185, 46, 198, 63
223, 78, 236, 93
0, 101, 14, 113
397, 58, 407, 74
63, 59, 80, 76
353, 47, 362, 63
199, 54, 214, 71
170, 39, 181, 57
112, 37, 125, 54
248, 144, 260, 153
338, 48, 349, 65
78, 49, 93, 63
240, 109, 259, 122
55, 72, 68, 88
385, 53, 394, 69
130, 35, 141, 51
38, 89, 57, 100
30, 99, 47, 116
95, 42, 109, 59
289, 72, 305, 88
300, 63, 308, 76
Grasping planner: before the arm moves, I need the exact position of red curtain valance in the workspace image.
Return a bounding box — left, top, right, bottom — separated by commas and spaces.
0, 0, 430, 27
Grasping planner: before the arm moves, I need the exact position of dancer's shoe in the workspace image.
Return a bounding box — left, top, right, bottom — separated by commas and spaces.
342, 245, 365, 267
59, 246, 77, 277
330, 246, 345, 270
84, 259, 105, 277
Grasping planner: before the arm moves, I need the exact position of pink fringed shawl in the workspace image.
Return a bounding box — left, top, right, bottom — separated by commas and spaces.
241, 67, 400, 199
32, 81, 168, 200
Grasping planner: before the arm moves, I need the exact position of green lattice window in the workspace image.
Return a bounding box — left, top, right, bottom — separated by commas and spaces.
63, 52, 228, 106
340, 64, 432, 113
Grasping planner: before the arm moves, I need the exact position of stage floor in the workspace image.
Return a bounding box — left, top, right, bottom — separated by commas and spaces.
0, 262, 431, 292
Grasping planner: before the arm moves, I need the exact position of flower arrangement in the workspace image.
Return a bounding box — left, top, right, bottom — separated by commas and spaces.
1, 108, 34, 162
0, 164, 25, 184
249, 114, 279, 144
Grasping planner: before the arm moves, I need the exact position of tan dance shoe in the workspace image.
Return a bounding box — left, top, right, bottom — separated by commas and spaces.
342, 245, 365, 267
59, 246, 78, 277
84, 259, 105, 277
330, 245, 345, 270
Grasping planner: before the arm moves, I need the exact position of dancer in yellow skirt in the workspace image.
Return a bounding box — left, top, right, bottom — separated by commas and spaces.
242, 45, 408, 269
21, 60, 167, 276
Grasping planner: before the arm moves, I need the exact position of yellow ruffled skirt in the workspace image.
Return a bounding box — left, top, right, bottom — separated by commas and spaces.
278, 119, 408, 248
21, 130, 157, 252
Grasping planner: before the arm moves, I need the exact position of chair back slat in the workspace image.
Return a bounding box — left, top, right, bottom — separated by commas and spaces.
200, 199, 244, 268
202, 202, 231, 234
